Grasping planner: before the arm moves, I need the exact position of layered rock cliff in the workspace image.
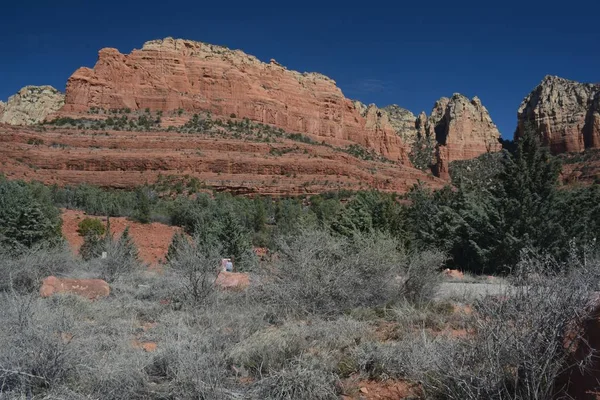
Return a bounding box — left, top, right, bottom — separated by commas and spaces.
61, 37, 407, 162
56, 37, 502, 179
423, 94, 501, 178
0, 86, 65, 125
517, 75, 600, 153
360, 99, 500, 176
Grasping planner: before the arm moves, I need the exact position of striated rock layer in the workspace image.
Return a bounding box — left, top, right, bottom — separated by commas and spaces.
0, 86, 65, 125
420, 94, 501, 178
346, 97, 500, 178
61, 37, 407, 162
517, 75, 600, 154
0, 124, 444, 195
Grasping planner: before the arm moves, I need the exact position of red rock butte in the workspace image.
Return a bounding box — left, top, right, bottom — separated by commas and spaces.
0, 37, 506, 191
61, 37, 408, 162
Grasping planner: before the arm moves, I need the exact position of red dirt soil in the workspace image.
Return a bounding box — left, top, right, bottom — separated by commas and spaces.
342, 377, 422, 400
61, 209, 180, 265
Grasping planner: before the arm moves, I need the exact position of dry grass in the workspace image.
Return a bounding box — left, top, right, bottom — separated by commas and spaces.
2, 236, 597, 399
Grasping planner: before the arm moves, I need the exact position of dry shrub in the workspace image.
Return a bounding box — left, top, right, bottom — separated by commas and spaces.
166, 234, 222, 306
229, 317, 370, 377
350, 334, 449, 381
411, 249, 600, 400
250, 356, 339, 400
400, 249, 445, 306
0, 245, 78, 293
259, 229, 404, 317
0, 293, 79, 396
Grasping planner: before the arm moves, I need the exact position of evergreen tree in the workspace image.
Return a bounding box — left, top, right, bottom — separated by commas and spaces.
490, 126, 563, 270
216, 210, 256, 270
135, 187, 151, 224
80, 232, 103, 261
118, 226, 139, 262
167, 231, 188, 262
0, 179, 62, 251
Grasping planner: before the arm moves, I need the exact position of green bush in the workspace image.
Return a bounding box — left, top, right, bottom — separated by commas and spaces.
0, 179, 62, 252
76, 218, 105, 237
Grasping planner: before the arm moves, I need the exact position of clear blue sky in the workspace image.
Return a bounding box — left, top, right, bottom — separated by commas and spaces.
1, 0, 598, 139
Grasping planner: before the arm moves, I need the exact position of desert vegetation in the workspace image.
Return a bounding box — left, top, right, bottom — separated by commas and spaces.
1, 128, 599, 399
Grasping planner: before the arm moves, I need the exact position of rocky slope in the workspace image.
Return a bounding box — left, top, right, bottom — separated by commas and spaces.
0, 86, 65, 125
0, 122, 443, 195
60, 37, 407, 162
517, 75, 600, 153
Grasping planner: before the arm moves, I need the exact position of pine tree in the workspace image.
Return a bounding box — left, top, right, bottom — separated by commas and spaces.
490, 125, 563, 269
216, 211, 255, 270
167, 231, 188, 262
135, 187, 151, 224
118, 226, 139, 262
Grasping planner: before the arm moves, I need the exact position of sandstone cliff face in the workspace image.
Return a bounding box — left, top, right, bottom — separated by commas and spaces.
0, 124, 444, 195
424, 94, 501, 178
58, 37, 502, 178
517, 75, 600, 153
0, 86, 65, 125
357, 98, 500, 177
61, 37, 407, 162
381, 105, 419, 146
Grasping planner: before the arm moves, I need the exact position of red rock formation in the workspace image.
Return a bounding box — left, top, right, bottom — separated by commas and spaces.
0, 124, 443, 195
517, 75, 600, 154
40, 276, 110, 300
425, 94, 501, 179
61, 38, 407, 162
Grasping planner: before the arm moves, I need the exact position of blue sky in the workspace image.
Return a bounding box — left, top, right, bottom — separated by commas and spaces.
1, 0, 598, 139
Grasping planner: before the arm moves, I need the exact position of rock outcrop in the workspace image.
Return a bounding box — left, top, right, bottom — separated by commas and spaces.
0, 86, 65, 125
354, 98, 500, 178
61, 37, 407, 162
517, 75, 600, 154
40, 276, 110, 300
424, 94, 501, 178
0, 123, 444, 195
381, 105, 419, 146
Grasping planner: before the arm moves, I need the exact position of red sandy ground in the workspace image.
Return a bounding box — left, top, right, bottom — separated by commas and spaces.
61, 209, 180, 265
341, 376, 422, 400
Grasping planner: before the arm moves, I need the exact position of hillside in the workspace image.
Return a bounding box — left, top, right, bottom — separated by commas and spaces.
0, 112, 443, 194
